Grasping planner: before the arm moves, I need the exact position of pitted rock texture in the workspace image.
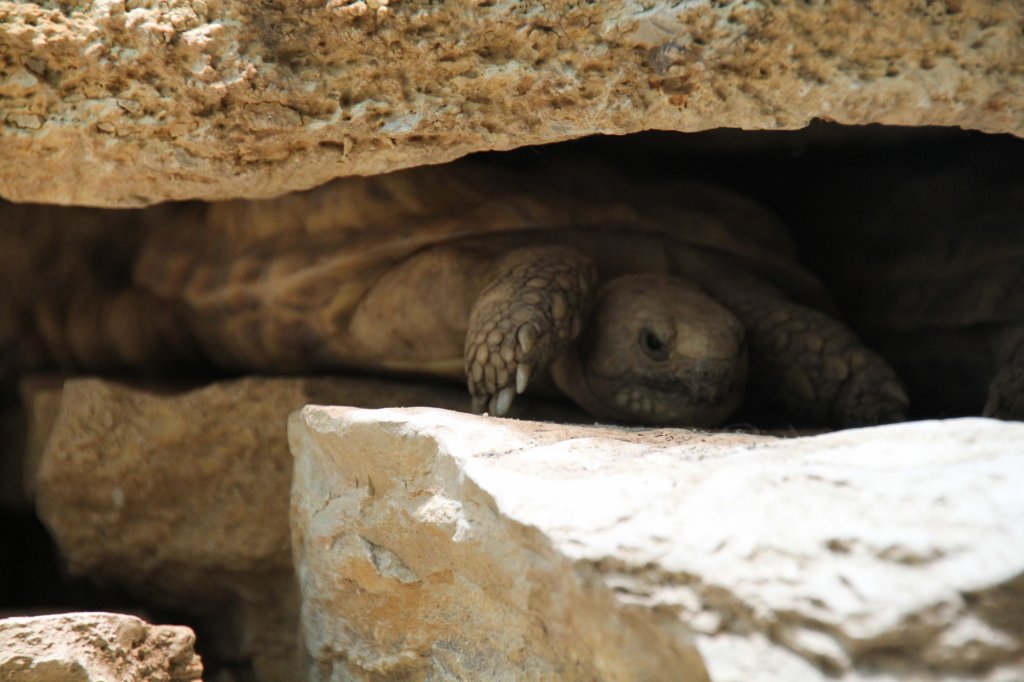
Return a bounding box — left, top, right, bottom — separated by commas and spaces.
290, 407, 1024, 682
1, 0, 1021, 206
0, 612, 202, 682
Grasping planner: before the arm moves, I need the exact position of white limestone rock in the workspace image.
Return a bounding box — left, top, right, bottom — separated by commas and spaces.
289, 407, 1024, 681
0, 612, 202, 682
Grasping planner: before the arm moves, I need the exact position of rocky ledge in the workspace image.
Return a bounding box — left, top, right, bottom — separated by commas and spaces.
1, 0, 1021, 206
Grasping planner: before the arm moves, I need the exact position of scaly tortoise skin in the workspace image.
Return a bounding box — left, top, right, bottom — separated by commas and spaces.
8, 160, 908, 427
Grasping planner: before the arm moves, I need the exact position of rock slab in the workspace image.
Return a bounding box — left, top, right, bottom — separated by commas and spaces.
1, 0, 1021, 206
0, 612, 202, 682
289, 407, 1024, 681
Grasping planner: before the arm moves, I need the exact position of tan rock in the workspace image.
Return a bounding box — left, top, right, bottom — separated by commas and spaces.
289, 407, 1024, 681
32, 375, 578, 681
34, 377, 314, 680
34, 375, 576, 589
37, 378, 302, 600
0, 611, 202, 682
0, 1, 1020, 207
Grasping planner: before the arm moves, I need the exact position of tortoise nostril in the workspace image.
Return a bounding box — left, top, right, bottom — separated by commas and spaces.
640, 328, 670, 361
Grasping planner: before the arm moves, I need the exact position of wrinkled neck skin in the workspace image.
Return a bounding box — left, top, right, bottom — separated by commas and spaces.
549, 350, 607, 421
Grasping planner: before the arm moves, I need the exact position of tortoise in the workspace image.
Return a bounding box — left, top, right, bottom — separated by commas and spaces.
8, 160, 908, 428
806, 161, 1024, 421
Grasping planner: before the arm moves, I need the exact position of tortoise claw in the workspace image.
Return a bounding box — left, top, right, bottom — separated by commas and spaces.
465, 246, 597, 419
516, 364, 532, 394
488, 386, 516, 417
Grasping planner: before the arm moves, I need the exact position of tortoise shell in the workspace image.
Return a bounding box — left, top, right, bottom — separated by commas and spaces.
134, 160, 833, 372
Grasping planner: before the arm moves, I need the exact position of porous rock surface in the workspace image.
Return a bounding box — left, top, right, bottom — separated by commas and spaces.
1, 0, 1021, 206
0, 611, 202, 682
290, 406, 1024, 681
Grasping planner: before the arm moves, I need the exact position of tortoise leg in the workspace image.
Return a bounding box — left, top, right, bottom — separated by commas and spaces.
984, 330, 1024, 420
465, 246, 597, 416
725, 296, 909, 427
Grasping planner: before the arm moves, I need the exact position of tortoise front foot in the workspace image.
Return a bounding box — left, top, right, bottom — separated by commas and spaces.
831, 348, 910, 427
465, 246, 597, 417
736, 300, 909, 427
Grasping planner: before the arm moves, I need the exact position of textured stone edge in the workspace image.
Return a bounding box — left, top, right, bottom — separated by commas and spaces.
289, 406, 1024, 681
1, 0, 1021, 206
289, 405, 712, 680
0, 612, 203, 682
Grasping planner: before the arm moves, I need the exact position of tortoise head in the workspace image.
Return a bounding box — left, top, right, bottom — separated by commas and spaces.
552, 273, 748, 427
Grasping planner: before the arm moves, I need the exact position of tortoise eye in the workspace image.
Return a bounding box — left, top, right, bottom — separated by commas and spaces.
640, 328, 670, 361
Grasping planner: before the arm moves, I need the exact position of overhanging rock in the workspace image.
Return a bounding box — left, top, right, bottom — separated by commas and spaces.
1, 1, 1021, 206
289, 407, 1024, 681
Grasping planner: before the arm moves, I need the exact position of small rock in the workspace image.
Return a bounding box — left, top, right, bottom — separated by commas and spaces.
0, 611, 202, 682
